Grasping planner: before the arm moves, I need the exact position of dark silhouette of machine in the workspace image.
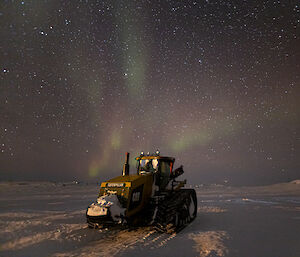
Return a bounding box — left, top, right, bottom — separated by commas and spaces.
86, 151, 197, 233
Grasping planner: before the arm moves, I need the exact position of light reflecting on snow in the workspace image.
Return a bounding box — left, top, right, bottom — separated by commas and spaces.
0, 181, 300, 257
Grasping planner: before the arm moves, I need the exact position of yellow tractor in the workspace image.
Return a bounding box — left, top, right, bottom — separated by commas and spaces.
86, 151, 197, 233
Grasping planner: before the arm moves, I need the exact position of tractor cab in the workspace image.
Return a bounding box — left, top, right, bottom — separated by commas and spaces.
136, 152, 175, 190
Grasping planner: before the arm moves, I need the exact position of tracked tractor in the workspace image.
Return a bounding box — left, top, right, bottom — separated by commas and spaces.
86, 151, 197, 233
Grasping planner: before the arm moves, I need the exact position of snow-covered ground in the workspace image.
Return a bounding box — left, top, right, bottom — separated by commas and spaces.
0, 181, 300, 257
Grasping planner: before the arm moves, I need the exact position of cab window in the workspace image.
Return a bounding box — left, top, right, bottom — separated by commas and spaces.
159, 161, 171, 189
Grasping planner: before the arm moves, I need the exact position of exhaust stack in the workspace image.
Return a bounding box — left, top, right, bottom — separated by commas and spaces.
122, 152, 130, 176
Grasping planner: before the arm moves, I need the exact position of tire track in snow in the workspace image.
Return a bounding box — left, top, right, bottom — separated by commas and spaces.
0, 223, 87, 251
49, 227, 178, 257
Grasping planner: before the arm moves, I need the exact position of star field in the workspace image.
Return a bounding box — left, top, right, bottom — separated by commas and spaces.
1, 0, 299, 185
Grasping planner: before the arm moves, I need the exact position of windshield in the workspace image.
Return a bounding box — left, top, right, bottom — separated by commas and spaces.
138, 158, 158, 173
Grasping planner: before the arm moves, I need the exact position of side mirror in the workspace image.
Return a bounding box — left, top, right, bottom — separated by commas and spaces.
170, 165, 184, 179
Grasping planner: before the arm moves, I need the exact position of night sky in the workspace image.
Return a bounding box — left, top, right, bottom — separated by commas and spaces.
1, 0, 299, 185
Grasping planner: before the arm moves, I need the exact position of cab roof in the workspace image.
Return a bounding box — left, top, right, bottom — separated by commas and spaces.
135, 155, 175, 162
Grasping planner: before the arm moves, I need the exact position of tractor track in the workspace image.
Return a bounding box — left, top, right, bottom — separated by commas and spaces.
154, 189, 197, 233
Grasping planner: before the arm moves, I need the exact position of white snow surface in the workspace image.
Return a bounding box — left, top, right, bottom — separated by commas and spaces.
87, 203, 108, 216
0, 181, 300, 257
291, 179, 300, 184
89, 194, 125, 222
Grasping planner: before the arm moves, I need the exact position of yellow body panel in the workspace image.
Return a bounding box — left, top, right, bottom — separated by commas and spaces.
99, 174, 154, 218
